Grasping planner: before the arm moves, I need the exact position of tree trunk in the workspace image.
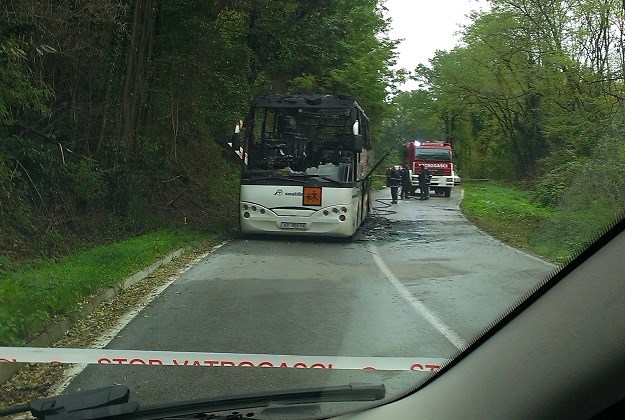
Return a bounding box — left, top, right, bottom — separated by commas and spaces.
120, 0, 155, 165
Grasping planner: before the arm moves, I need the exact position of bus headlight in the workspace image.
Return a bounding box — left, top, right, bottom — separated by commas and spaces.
243, 212, 250, 219
339, 215, 346, 222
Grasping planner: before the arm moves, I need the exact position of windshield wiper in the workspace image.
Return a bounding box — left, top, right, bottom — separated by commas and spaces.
0, 385, 137, 419
137, 382, 384, 419
1, 383, 385, 419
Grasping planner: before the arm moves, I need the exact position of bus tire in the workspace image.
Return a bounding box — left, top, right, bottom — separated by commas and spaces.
444, 188, 451, 197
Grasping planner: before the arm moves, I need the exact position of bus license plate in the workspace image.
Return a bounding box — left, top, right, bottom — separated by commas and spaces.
280, 222, 307, 230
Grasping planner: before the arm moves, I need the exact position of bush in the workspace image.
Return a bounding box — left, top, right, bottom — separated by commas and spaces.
70, 159, 108, 203
529, 134, 625, 262
532, 158, 588, 207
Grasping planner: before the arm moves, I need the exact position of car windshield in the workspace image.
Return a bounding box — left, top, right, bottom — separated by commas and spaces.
1, 0, 625, 419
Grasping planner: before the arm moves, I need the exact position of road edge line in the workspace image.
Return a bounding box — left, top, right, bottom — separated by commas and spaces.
369, 244, 467, 350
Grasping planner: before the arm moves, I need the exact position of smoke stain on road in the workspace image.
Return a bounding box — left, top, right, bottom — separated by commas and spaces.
353, 216, 468, 244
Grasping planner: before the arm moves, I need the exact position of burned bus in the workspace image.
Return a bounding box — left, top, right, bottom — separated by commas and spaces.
230, 94, 372, 237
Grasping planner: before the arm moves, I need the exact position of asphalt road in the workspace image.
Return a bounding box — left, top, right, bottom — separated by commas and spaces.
61, 187, 555, 415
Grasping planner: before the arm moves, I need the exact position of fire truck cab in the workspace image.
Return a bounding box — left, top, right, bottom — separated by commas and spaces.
405, 141, 455, 197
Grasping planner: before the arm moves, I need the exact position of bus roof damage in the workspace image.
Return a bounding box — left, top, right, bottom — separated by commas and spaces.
238, 94, 371, 175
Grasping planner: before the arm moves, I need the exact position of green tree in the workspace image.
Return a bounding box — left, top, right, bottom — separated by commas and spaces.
410, 0, 622, 181
1, 0, 402, 260
245, 0, 401, 124
379, 90, 444, 164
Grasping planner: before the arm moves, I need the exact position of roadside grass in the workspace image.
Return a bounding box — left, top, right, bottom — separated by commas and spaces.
458, 182, 566, 263
460, 181, 624, 264
460, 181, 552, 248
529, 203, 623, 262
0, 229, 209, 346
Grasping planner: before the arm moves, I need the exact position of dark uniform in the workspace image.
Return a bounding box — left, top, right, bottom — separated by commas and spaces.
401, 164, 411, 199
418, 165, 432, 200
388, 167, 401, 204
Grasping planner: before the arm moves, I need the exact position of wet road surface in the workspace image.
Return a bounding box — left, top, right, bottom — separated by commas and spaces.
60, 187, 556, 416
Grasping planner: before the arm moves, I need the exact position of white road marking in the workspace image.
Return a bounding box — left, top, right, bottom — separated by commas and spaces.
369, 244, 467, 350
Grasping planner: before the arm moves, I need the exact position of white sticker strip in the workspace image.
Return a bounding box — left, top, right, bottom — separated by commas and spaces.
0, 347, 448, 372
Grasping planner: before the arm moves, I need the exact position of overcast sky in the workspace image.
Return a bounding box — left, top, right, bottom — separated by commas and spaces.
383, 0, 490, 91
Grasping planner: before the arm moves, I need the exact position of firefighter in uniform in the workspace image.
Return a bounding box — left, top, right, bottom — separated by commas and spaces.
401, 163, 411, 199
388, 166, 401, 204
418, 165, 432, 200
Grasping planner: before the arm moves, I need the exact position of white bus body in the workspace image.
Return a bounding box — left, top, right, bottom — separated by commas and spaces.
240, 184, 369, 237
232, 94, 372, 238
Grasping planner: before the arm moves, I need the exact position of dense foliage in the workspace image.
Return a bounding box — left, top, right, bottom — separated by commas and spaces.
4, 0, 624, 268
382, 0, 625, 229
0, 0, 400, 263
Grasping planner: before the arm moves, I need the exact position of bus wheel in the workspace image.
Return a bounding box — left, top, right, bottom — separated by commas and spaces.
444, 188, 451, 197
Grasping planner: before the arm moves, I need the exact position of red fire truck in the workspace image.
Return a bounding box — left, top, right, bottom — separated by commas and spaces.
404, 141, 456, 197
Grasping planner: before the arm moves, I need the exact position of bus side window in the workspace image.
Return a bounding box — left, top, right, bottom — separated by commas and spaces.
252, 110, 264, 145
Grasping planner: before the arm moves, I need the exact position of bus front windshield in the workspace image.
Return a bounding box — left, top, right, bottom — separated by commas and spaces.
245, 107, 361, 183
